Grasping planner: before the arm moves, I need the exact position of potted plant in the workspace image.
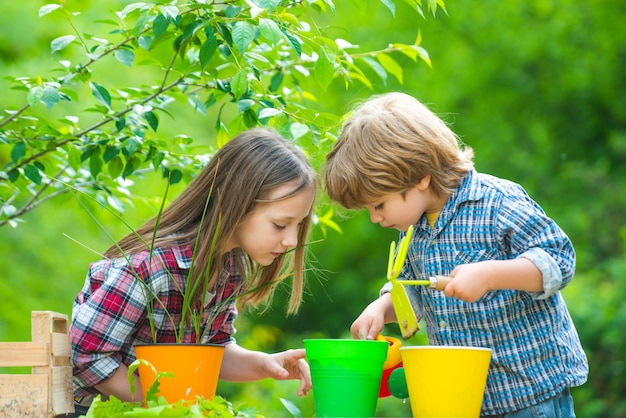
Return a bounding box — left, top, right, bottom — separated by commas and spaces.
77, 175, 231, 404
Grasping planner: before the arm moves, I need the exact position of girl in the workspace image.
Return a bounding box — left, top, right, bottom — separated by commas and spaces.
70, 128, 316, 412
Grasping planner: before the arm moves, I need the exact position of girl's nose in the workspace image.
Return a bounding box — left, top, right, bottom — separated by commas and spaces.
281, 228, 298, 248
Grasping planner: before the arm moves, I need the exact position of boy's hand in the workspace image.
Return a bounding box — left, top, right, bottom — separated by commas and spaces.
350, 294, 394, 340
445, 259, 543, 302
444, 263, 492, 302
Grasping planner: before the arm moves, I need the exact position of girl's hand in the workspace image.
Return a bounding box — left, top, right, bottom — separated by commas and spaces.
265, 348, 312, 396
350, 294, 394, 340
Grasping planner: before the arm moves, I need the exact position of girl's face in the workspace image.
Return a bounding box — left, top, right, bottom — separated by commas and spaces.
231, 181, 315, 266
365, 176, 445, 231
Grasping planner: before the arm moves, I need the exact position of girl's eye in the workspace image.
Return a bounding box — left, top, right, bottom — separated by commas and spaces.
273, 223, 286, 230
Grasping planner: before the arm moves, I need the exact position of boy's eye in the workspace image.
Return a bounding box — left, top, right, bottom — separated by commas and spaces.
374, 203, 384, 210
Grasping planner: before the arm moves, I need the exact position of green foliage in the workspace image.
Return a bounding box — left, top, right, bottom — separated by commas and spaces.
0, 0, 439, 230
2, 0, 625, 416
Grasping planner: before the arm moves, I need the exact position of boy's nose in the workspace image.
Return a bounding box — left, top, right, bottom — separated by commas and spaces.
368, 209, 383, 224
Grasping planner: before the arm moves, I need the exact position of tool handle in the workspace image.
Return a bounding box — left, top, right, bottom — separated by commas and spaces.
429, 275, 452, 290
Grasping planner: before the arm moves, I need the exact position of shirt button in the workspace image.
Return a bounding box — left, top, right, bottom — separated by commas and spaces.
439, 320, 447, 328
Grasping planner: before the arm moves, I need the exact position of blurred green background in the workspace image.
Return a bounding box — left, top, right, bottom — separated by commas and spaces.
1, 0, 625, 416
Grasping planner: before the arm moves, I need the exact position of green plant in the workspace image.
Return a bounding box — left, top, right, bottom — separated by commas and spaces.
84, 360, 259, 417
1, 0, 442, 230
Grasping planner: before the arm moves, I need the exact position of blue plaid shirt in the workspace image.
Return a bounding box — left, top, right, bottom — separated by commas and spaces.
383, 170, 588, 415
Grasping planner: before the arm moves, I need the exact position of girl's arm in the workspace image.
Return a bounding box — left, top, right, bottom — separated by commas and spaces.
219, 343, 311, 396
94, 364, 143, 403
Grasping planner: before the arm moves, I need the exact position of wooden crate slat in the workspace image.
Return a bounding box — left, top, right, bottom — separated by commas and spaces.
51, 333, 71, 366
51, 366, 73, 415
0, 311, 73, 417
0, 342, 49, 367
0, 374, 48, 418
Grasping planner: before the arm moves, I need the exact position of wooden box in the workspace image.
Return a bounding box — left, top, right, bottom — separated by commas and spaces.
0, 311, 74, 417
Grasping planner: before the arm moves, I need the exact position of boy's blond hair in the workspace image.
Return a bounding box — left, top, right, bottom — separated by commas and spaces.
324, 92, 474, 209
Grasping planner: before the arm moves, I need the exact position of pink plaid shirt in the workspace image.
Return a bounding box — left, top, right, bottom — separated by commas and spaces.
70, 244, 242, 397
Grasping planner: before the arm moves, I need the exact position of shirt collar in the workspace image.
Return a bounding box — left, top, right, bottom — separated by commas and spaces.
416, 169, 482, 232
171, 243, 193, 269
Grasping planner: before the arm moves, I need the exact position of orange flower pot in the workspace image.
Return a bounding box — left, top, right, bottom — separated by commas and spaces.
134, 343, 225, 403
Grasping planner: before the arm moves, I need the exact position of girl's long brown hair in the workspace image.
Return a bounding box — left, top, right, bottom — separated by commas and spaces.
105, 128, 317, 314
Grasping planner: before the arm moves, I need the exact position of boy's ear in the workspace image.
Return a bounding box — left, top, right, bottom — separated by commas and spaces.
416, 175, 431, 191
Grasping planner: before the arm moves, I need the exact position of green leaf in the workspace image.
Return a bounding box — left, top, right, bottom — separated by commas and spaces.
259, 18, 282, 45
251, 0, 282, 10
259, 108, 282, 119
41, 85, 60, 109
280, 397, 302, 418
89, 82, 112, 109
51, 35, 76, 54
67, 145, 81, 171
103, 146, 120, 162
360, 56, 388, 84
115, 117, 126, 132
10, 142, 26, 163
314, 49, 335, 90
27, 86, 43, 109
132, 11, 151, 38
232, 21, 255, 53
108, 156, 124, 178
377, 53, 403, 83
24, 164, 43, 184
38, 4, 61, 17
199, 30, 217, 69
231, 71, 248, 99
123, 138, 142, 156
380, 0, 396, 16
270, 71, 283, 92
282, 29, 301, 56
290, 122, 309, 139
89, 147, 103, 178
144, 111, 159, 131
168, 169, 183, 185
8, 169, 19, 182
237, 99, 255, 112
114, 49, 135, 66
152, 14, 170, 39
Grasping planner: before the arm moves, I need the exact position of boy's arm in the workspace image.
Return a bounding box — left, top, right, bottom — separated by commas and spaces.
444, 258, 542, 303
350, 292, 397, 340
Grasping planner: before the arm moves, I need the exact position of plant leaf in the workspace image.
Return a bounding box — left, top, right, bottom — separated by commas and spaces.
232, 21, 255, 53
231, 71, 248, 99
259, 18, 282, 45
39, 4, 61, 17
89, 82, 112, 109
314, 48, 335, 90
114, 49, 135, 66
51, 35, 76, 54
23, 164, 42, 185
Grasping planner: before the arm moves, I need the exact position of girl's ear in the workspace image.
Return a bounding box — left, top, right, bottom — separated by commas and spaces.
416, 175, 431, 191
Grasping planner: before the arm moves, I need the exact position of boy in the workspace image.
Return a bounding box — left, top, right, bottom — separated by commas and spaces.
324, 92, 588, 416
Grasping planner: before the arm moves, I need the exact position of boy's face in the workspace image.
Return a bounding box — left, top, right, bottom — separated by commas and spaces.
364, 176, 442, 231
